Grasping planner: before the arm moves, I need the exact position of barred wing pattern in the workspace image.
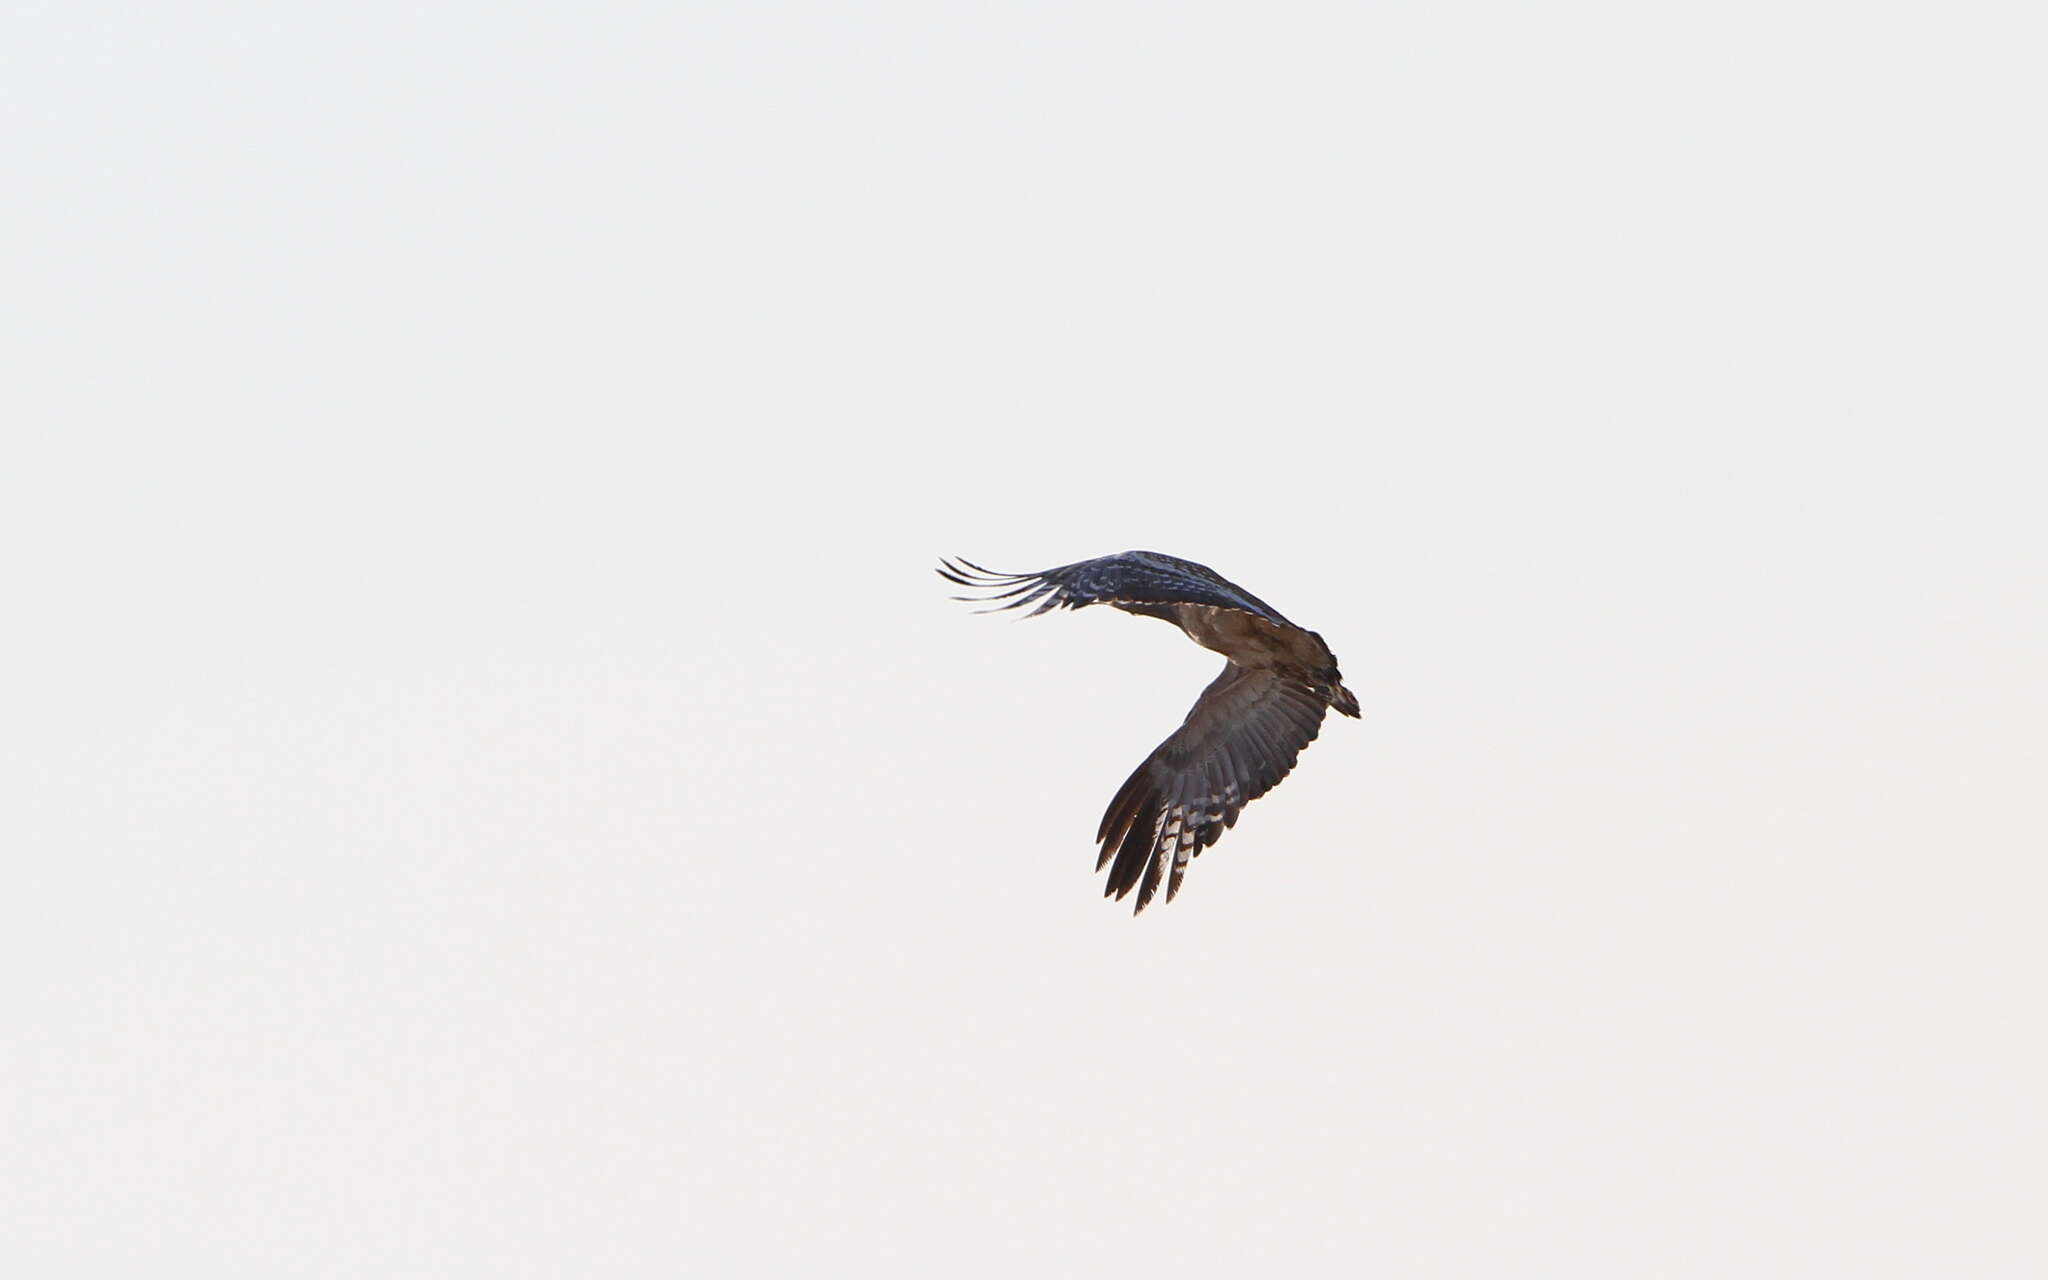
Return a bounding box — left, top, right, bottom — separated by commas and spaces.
937, 553, 1292, 625
1096, 663, 1329, 911
941, 550, 1360, 914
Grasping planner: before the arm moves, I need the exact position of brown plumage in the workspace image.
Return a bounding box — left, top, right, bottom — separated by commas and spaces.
938, 550, 1360, 913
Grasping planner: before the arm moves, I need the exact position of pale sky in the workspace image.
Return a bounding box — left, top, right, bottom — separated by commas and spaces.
6, 2, 2045, 1275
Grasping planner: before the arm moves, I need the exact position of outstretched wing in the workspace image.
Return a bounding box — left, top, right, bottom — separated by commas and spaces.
937, 551, 1292, 624
1096, 663, 1329, 913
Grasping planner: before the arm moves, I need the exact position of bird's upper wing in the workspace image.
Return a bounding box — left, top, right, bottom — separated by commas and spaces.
1096, 662, 1329, 913
937, 552, 1291, 624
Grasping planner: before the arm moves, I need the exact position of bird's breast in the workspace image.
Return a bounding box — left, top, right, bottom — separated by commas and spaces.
1174, 605, 1322, 669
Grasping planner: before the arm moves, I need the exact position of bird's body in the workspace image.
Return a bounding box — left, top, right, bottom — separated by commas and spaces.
938, 550, 1359, 913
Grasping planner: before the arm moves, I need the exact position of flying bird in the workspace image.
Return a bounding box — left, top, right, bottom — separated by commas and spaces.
938, 550, 1360, 913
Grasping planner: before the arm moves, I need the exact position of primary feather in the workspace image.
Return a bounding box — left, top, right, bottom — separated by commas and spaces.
939, 550, 1360, 913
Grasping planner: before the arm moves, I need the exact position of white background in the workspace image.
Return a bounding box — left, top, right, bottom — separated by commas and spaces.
7, 2, 2044, 1274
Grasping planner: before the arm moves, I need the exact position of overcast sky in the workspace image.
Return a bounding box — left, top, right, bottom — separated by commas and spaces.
6, 2, 2045, 1275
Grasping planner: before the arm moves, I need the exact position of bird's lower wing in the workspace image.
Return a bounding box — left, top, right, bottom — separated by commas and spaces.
1095, 664, 1329, 913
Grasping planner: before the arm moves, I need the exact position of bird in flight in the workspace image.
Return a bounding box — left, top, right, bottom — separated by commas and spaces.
938, 550, 1360, 913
